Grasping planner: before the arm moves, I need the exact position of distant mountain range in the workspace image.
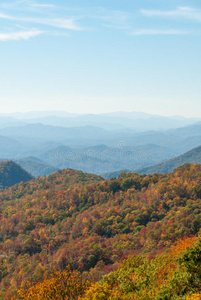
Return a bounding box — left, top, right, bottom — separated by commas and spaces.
1, 119, 201, 153
0, 111, 200, 131
0, 111, 201, 176
138, 145, 201, 174
38, 144, 175, 175
0, 161, 33, 188
2, 143, 201, 187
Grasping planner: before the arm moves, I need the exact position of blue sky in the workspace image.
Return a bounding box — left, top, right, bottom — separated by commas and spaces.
0, 0, 201, 116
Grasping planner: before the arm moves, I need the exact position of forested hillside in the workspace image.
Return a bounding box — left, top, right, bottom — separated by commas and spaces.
0, 161, 33, 188
1, 164, 201, 298
139, 145, 201, 174
80, 236, 201, 299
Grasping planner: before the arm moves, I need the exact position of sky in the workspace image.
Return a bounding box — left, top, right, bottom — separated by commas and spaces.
0, 0, 201, 117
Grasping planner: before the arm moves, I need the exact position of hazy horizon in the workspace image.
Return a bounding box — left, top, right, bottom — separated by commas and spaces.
0, 110, 201, 119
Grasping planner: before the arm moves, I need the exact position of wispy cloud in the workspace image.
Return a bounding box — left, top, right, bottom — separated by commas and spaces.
1, 0, 55, 9
0, 12, 15, 20
50, 31, 69, 37
1, 0, 32, 10
0, 29, 43, 41
34, 17, 82, 30
131, 29, 195, 36
0, 12, 83, 30
31, 4, 55, 8
141, 6, 201, 22
101, 10, 130, 27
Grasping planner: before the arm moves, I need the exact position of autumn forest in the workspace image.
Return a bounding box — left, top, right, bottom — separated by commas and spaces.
0, 164, 200, 298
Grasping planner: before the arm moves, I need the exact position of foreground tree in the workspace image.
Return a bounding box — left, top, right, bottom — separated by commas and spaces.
12, 267, 90, 300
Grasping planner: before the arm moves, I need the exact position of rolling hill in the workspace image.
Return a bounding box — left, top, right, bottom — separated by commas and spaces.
117, 123, 201, 154
0, 135, 26, 159
14, 156, 59, 177
0, 160, 34, 188
138, 144, 201, 174
39, 144, 176, 174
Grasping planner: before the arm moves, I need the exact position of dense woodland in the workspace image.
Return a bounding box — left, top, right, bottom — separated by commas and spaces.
12, 236, 201, 299
0, 164, 201, 298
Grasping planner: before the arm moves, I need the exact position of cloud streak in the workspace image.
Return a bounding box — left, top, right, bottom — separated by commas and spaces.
0, 12, 82, 30
131, 29, 195, 36
31, 4, 55, 8
0, 29, 43, 41
93, 9, 132, 31
34, 17, 82, 30
141, 6, 201, 22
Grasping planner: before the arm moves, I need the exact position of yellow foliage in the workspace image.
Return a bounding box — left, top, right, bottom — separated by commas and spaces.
169, 236, 197, 258
187, 295, 201, 300
79, 282, 124, 300
12, 267, 90, 300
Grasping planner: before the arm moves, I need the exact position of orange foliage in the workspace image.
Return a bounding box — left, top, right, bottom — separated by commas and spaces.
152, 236, 197, 290
169, 236, 198, 258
